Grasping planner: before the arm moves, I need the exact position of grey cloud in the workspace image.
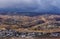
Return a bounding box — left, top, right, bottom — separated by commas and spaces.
0, 0, 60, 12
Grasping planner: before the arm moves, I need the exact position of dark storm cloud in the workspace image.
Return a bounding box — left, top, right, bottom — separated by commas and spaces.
0, 0, 60, 12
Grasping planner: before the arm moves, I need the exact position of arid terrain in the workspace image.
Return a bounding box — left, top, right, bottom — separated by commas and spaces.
0, 37, 60, 39
0, 14, 60, 39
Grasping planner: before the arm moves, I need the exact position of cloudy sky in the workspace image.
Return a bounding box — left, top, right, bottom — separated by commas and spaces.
0, 0, 60, 13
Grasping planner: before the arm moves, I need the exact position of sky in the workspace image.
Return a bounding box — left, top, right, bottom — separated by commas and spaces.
0, 0, 60, 13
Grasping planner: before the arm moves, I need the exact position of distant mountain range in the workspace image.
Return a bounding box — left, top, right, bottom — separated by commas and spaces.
0, 8, 60, 16
0, 12, 60, 16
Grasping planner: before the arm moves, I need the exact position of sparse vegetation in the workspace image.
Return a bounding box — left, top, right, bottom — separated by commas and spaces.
0, 14, 60, 38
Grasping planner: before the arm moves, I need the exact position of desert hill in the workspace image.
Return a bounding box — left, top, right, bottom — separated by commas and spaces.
0, 14, 60, 31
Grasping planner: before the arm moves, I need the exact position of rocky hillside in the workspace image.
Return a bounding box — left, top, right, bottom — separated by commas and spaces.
0, 14, 60, 38
0, 14, 60, 31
